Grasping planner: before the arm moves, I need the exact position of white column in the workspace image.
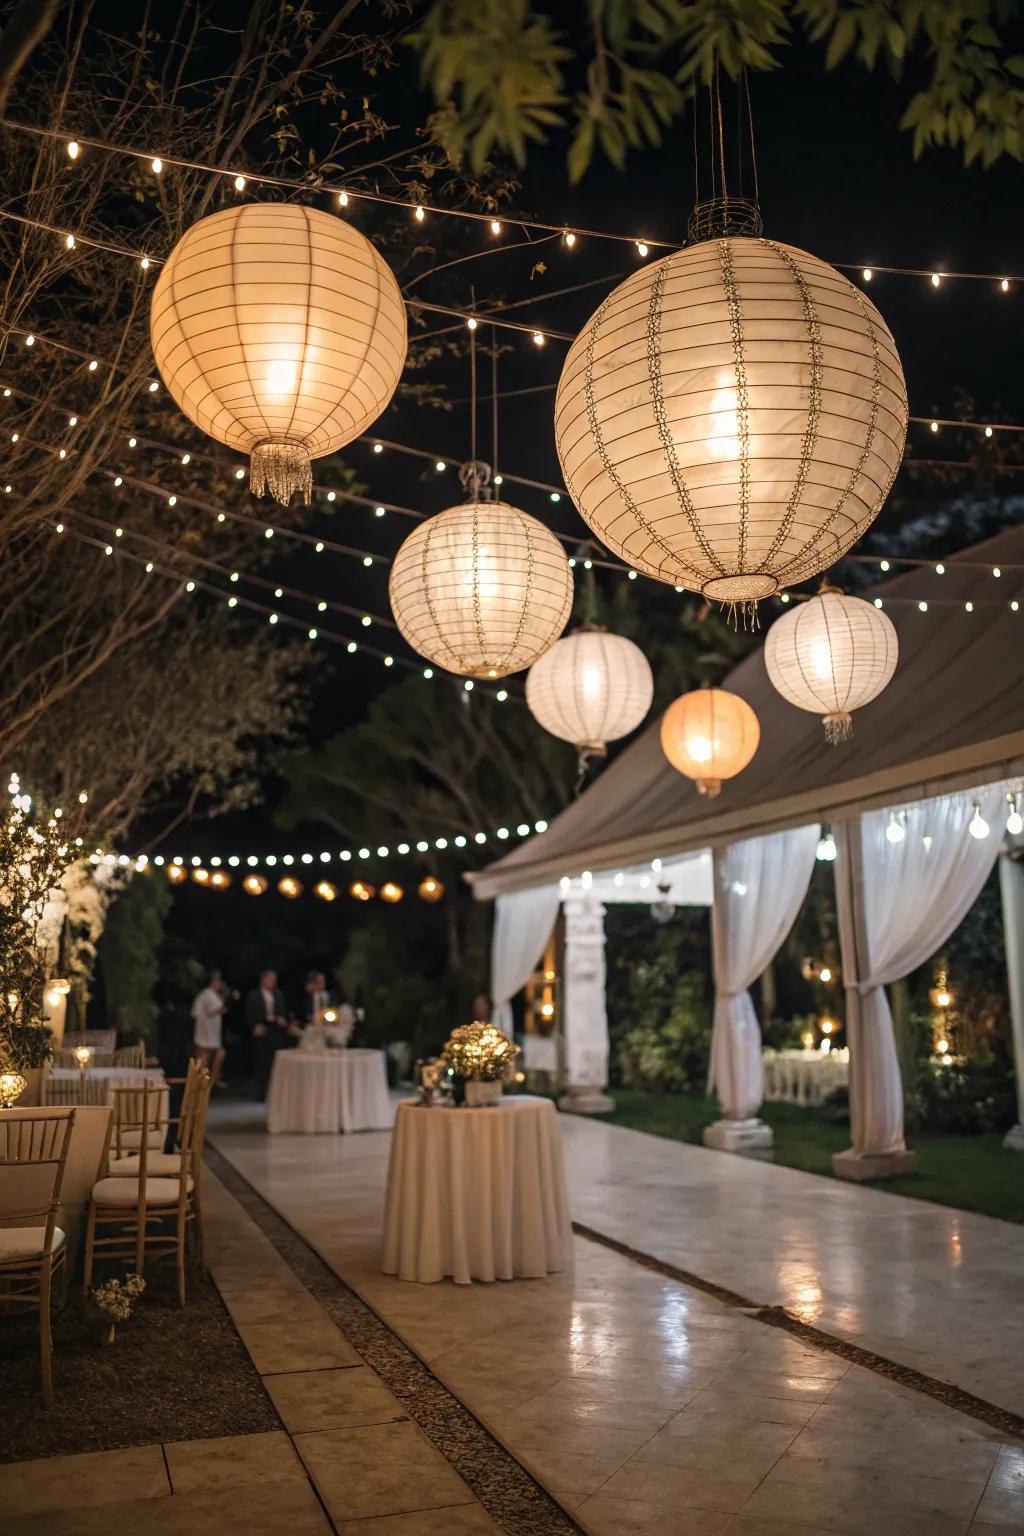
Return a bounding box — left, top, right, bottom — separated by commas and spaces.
559, 895, 614, 1115
999, 850, 1024, 1151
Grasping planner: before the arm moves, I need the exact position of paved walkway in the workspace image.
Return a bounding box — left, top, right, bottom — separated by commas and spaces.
204, 1100, 1024, 1536
556, 1115, 1024, 1419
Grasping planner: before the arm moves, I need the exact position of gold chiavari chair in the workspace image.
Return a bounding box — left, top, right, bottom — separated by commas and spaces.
84, 1082, 198, 1305
112, 1042, 146, 1070
106, 1060, 200, 1178
0, 1110, 75, 1403
41, 1067, 83, 1106
106, 1063, 214, 1266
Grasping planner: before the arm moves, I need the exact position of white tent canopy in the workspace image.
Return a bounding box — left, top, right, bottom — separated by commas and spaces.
470, 525, 1024, 901
473, 526, 1024, 1171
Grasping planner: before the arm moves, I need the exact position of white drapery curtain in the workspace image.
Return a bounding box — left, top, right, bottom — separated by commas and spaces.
836, 784, 1004, 1155
711, 825, 820, 1120
490, 885, 561, 1032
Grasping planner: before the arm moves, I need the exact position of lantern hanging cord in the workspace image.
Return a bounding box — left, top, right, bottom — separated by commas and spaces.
715, 60, 728, 199
491, 326, 500, 484
469, 315, 478, 466
744, 68, 761, 207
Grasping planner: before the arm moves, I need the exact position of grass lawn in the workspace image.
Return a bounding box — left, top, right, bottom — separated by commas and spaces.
606, 1090, 1024, 1225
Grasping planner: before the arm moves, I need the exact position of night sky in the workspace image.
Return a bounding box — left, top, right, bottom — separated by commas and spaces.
119, 11, 1021, 994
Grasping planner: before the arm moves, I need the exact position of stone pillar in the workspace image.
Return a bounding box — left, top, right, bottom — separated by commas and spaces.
999, 849, 1024, 1151
558, 895, 614, 1115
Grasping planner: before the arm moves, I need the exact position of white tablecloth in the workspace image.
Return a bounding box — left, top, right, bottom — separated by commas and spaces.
48, 1066, 166, 1108
383, 1095, 572, 1284
266, 1049, 391, 1134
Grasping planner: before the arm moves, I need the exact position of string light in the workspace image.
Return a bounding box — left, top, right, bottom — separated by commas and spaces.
636, 242, 648, 258
886, 813, 906, 844
414, 205, 425, 222
234, 175, 246, 191
931, 272, 942, 287
968, 802, 990, 839
532, 332, 545, 346
66, 140, 79, 159
862, 268, 872, 281
563, 231, 576, 248
151, 157, 162, 174
490, 220, 501, 236
1007, 793, 1023, 837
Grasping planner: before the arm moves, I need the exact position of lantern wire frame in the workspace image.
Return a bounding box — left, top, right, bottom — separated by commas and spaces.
659, 683, 760, 797
763, 584, 899, 743
554, 234, 908, 619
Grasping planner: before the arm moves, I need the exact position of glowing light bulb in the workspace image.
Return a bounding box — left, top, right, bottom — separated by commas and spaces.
819, 966, 832, 983
930, 272, 941, 287
965, 601, 973, 612
985, 426, 993, 438
67, 140, 80, 159
532, 332, 545, 346
234, 175, 246, 191
1000, 278, 1009, 293
65, 233, 75, 249
490, 219, 501, 235
886, 814, 905, 844
935, 563, 945, 575
1007, 803, 1023, 837
993, 566, 1002, 578
151, 158, 163, 174
816, 833, 837, 862
466, 316, 478, 330
918, 601, 928, 612
880, 559, 890, 571
862, 268, 872, 281
637, 242, 648, 258
968, 804, 989, 839
564, 231, 576, 248
414, 205, 425, 222
435, 460, 446, 472
930, 420, 939, 433
373, 442, 383, 454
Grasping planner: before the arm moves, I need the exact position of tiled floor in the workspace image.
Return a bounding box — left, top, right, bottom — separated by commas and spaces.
205, 1101, 1024, 1536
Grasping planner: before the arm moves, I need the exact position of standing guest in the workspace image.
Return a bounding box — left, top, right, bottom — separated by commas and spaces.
191, 971, 231, 1086
305, 970, 333, 1025
244, 968, 290, 1100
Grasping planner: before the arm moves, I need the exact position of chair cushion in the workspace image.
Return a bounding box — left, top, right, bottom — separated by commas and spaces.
0, 1226, 66, 1262
108, 1152, 186, 1178
92, 1176, 193, 1207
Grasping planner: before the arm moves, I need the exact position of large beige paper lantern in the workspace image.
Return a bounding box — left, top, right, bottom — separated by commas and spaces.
661, 686, 759, 797
389, 499, 572, 678
151, 204, 407, 504
555, 235, 907, 607
526, 627, 653, 756
764, 588, 898, 742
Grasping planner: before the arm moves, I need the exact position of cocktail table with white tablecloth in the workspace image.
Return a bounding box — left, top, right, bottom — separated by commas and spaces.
266, 1048, 391, 1134
383, 1095, 573, 1285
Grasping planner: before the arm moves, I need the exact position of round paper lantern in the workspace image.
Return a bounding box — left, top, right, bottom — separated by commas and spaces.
277, 875, 302, 898
151, 204, 407, 505
418, 875, 444, 903
660, 686, 759, 797
525, 627, 653, 756
379, 881, 404, 904
242, 874, 268, 895
764, 589, 898, 742
555, 236, 907, 605
389, 499, 572, 678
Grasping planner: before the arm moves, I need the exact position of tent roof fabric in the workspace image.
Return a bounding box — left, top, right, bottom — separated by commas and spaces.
471, 525, 1024, 899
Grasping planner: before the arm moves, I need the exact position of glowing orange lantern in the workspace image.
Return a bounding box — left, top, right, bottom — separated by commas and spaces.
379, 881, 403, 904
350, 880, 375, 902
243, 874, 268, 896
418, 875, 444, 903
166, 864, 188, 884
314, 880, 337, 902
277, 875, 302, 899
660, 686, 759, 797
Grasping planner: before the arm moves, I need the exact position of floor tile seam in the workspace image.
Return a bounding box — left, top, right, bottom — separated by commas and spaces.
158, 1441, 173, 1499
571, 1220, 1024, 1444
204, 1144, 586, 1536
203, 1190, 350, 1534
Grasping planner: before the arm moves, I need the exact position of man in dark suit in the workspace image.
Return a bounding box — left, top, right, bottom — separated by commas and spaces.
244, 968, 291, 1099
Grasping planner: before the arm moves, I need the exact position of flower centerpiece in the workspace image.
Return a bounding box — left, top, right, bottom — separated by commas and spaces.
88, 1273, 145, 1344
440, 1020, 520, 1107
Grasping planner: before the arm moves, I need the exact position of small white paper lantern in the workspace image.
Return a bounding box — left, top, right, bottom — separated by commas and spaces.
764, 589, 898, 741
525, 627, 653, 755
389, 499, 572, 678
151, 204, 407, 504
660, 686, 759, 797
555, 234, 907, 606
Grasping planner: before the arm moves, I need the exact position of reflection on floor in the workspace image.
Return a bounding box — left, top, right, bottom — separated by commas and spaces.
208, 1099, 1024, 1536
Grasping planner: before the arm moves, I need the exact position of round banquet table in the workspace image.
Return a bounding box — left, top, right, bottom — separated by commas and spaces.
382, 1095, 572, 1285
266, 1048, 391, 1134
